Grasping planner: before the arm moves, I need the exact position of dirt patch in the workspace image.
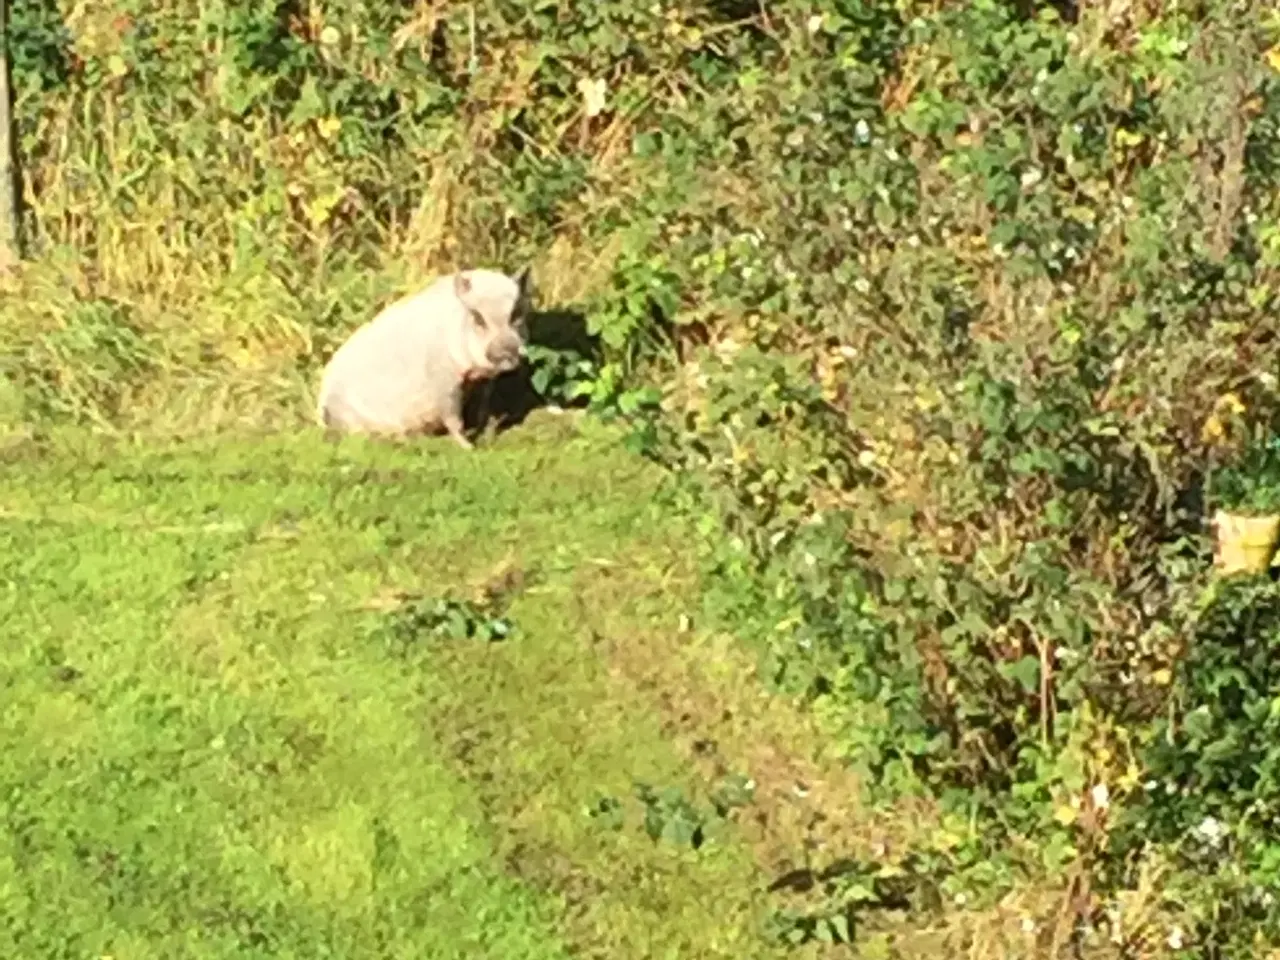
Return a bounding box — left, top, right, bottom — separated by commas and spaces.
573, 553, 1110, 959
575, 555, 937, 873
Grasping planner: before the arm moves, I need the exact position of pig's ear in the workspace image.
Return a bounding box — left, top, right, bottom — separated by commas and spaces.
453, 271, 473, 299
514, 265, 533, 300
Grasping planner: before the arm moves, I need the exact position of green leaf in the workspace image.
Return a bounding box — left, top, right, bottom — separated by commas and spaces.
829, 912, 851, 943
999, 655, 1040, 694
289, 76, 326, 125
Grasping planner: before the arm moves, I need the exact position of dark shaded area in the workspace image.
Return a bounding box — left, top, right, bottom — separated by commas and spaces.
9, 0, 72, 94
1011, 0, 1079, 22
528, 306, 599, 358
764, 853, 941, 948
468, 306, 601, 437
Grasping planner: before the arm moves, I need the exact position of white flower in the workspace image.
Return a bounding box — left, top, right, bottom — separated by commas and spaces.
1167, 926, 1185, 950
1020, 168, 1043, 188
1194, 816, 1226, 847
854, 119, 871, 143
807, 14, 825, 34
857, 450, 877, 468
1091, 783, 1110, 811
577, 77, 608, 118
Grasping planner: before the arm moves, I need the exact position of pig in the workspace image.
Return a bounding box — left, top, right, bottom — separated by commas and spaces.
315, 267, 532, 448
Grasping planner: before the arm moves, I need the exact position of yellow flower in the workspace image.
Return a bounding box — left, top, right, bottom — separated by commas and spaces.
317, 116, 342, 140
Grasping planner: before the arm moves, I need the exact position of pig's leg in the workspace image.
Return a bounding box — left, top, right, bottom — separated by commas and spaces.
445, 419, 473, 449
474, 379, 496, 441
442, 396, 474, 449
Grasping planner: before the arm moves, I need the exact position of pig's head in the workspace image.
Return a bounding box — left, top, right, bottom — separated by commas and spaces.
453, 266, 531, 379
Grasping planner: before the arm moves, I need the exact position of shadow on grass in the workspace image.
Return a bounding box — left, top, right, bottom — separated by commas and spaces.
468, 305, 601, 437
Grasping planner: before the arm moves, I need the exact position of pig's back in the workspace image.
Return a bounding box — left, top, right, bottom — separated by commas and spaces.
317, 287, 461, 434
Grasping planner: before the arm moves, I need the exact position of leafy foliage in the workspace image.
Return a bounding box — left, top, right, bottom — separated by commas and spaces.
635, 782, 711, 851
379, 594, 514, 655
1208, 435, 1280, 514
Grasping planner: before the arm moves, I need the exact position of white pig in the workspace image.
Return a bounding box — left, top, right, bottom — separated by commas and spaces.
316, 267, 531, 448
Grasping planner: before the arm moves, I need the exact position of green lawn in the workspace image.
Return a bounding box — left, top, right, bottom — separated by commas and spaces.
0, 416, 793, 959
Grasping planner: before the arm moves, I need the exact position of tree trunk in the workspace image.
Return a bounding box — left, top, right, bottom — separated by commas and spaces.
0, 0, 19, 270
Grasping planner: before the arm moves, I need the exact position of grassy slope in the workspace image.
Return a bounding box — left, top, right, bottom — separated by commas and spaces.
0, 414, 800, 959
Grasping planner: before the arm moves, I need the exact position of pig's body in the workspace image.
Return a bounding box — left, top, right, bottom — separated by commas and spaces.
316, 268, 529, 447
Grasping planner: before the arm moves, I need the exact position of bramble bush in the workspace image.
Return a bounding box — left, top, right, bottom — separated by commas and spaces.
7, 0, 1280, 954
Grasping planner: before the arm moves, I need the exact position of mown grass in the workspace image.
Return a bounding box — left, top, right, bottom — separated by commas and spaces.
0, 414, 802, 959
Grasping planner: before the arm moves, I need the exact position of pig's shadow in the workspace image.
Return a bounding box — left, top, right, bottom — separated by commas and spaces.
465, 306, 599, 438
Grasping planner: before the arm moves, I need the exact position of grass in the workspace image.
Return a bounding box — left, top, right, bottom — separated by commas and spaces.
0, 413, 806, 959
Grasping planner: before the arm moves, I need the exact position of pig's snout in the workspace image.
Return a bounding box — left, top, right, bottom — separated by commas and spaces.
486, 332, 526, 372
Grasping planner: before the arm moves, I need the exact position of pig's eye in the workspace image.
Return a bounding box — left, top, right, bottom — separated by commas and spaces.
470, 310, 488, 330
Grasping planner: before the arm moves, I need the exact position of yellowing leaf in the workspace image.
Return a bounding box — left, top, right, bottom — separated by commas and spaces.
1217, 391, 1246, 415
1118, 763, 1142, 792
317, 116, 342, 140
934, 830, 963, 849
1053, 804, 1078, 827
305, 185, 347, 227
1267, 47, 1280, 73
